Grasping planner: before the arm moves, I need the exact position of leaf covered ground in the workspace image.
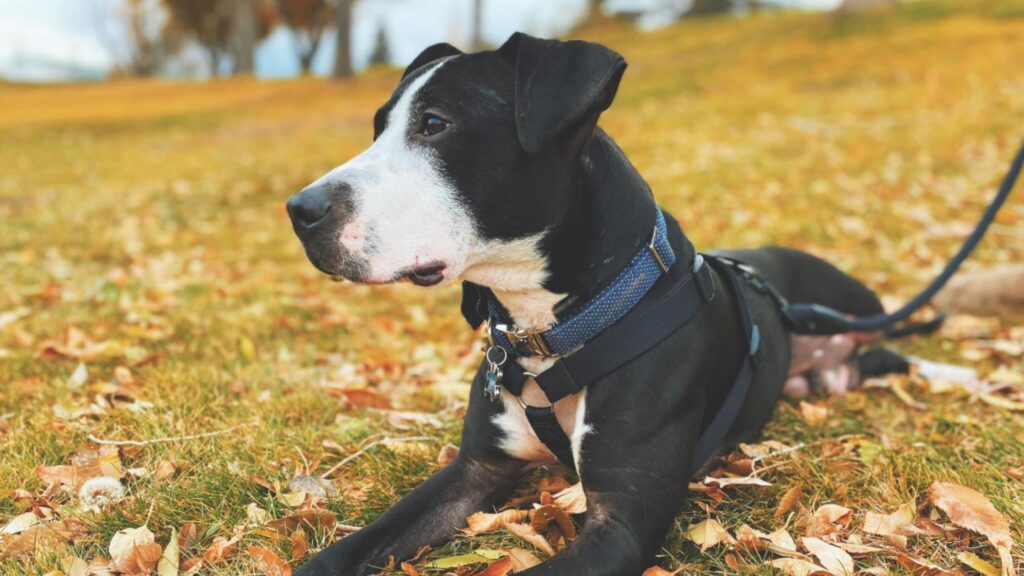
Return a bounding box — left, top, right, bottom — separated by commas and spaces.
2, 2, 1024, 574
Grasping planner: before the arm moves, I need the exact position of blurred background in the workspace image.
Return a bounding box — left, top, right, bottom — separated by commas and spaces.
1, 0, 926, 83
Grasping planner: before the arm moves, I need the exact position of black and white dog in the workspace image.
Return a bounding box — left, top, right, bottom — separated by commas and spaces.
286, 33, 910, 576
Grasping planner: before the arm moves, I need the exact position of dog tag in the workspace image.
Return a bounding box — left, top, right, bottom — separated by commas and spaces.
484, 345, 508, 402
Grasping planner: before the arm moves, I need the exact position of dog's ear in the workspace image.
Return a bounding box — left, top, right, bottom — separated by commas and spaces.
499, 32, 626, 154
402, 43, 463, 80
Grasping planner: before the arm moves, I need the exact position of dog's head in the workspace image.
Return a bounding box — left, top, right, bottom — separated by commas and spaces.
286, 33, 626, 290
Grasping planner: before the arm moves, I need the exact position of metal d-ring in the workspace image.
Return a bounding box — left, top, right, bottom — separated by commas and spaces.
485, 345, 508, 367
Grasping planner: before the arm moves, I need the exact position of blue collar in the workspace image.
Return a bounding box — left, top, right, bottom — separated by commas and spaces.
461, 208, 677, 358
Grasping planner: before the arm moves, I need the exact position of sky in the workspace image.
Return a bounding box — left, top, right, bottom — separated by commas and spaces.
0, 0, 843, 82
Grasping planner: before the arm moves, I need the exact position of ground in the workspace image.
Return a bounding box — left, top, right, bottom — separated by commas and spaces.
1, 2, 1024, 575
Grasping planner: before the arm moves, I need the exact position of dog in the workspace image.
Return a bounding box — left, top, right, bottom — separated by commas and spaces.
286, 33, 920, 576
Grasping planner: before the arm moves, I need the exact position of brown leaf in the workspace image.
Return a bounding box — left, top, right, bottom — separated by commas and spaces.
776, 484, 804, 520
766, 558, 831, 576
687, 519, 735, 551
248, 545, 292, 576
323, 387, 393, 409
863, 504, 924, 538
552, 483, 587, 514
799, 401, 829, 426
202, 535, 241, 564
531, 505, 576, 543
804, 504, 853, 538
801, 536, 854, 575
641, 567, 681, 576
400, 561, 421, 576
928, 482, 1016, 576
476, 557, 514, 576
109, 526, 162, 575
463, 509, 530, 536
734, 524, 764, 554
504, 548, 542, 571
290, 529, 309, 561
894, 553, 946, 575
503, 522, 556, 557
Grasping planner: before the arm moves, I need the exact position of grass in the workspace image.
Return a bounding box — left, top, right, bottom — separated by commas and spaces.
1, 3, 1023, 574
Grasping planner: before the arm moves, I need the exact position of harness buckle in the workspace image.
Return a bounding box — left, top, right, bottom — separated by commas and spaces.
495, 323, 555, 358
648, 225, 671, 273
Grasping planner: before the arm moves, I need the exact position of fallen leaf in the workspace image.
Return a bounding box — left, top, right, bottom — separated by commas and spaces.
765, 527, 804, 558
463, 509, 530, 536
248, 545, 292, 576
687, 519, 735, 551
323, 387, 392, 409
288, 475, 337, 499
290, 529, 309, 561
505, 547, 542, 571
802, 536, 854, 575
765, 558, 831, 576
475, 557, 513, 576
530, 505, 576, 543
799, 401, 829, 426
1, 512, 40, 535
894, 552, 946, 575
978, 394, 1024, 412
425, 549, 506, 569
504, 522, 556, 557
928, 482, 1016, 576
959, 551, 1001, 576
157, 528, 178, 576
863, 504, 924, 539
804, 504, 853, 538
734, 524, 764, 554
641, 567, 681, 576
400, 561, 420, 576
776, 484, 804, 520
552, 482, 587, 514
109, 525, 162, 575
202, 535, 241, 564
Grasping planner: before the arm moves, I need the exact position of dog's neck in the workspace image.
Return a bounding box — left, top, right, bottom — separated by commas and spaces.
483, 130, 659, 330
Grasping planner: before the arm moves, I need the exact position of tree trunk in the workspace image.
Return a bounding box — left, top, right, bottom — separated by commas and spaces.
232, 0, 257, 74
332, 0, 354, 79
470, 0, 483, 51
588, 0, 602, 19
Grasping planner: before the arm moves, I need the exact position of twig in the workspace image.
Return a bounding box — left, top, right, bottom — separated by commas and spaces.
88, 424, 246, 447
320, 436, 432, 479
751, 443, 805, 474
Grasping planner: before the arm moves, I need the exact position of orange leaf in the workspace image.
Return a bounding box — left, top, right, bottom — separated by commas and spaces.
248, 545, 292, 576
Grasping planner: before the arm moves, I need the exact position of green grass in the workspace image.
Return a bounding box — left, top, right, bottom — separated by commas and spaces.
1, 3, 1023, 574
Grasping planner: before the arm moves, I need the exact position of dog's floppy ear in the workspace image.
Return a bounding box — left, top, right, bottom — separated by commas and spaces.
499, 32, 626, 154
402, 43, 462, 80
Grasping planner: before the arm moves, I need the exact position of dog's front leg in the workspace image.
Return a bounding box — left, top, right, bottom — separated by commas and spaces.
296, 455, 524, 576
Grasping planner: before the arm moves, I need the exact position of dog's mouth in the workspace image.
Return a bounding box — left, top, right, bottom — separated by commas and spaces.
397, 261, 447, 287
322, 261, 448, 287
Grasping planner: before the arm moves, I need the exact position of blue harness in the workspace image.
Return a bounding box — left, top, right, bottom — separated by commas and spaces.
461, 209, 761, 473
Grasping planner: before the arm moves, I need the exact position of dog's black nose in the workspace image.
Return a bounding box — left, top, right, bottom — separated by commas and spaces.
287, 185, 333, 230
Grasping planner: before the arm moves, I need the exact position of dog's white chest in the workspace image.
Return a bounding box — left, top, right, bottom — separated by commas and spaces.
491, 357, 591, 467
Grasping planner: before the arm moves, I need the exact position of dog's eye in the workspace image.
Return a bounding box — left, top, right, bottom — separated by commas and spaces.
420, 114, 449, 136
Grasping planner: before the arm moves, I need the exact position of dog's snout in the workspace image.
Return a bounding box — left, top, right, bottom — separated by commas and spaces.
287, 185, 333, 230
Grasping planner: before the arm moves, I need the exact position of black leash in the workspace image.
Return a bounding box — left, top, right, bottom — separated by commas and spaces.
783, 140, 1024, 335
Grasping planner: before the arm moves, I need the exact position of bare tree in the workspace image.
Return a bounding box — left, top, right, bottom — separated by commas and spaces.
163, 0, 234, 75
231, 0, 258, 73
332, 0, 354, 79
93, 0, 175, 77
276, 0, 332, 74
470, 0, 484, 51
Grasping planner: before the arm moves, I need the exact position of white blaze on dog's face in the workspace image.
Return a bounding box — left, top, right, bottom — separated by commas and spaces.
298, 59, 476, 286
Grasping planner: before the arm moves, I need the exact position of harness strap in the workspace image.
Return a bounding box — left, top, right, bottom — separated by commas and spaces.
502, 256, 715, 404
524, 406, 576, 467
689, 257, 760, 473
509, 255, 760, 472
